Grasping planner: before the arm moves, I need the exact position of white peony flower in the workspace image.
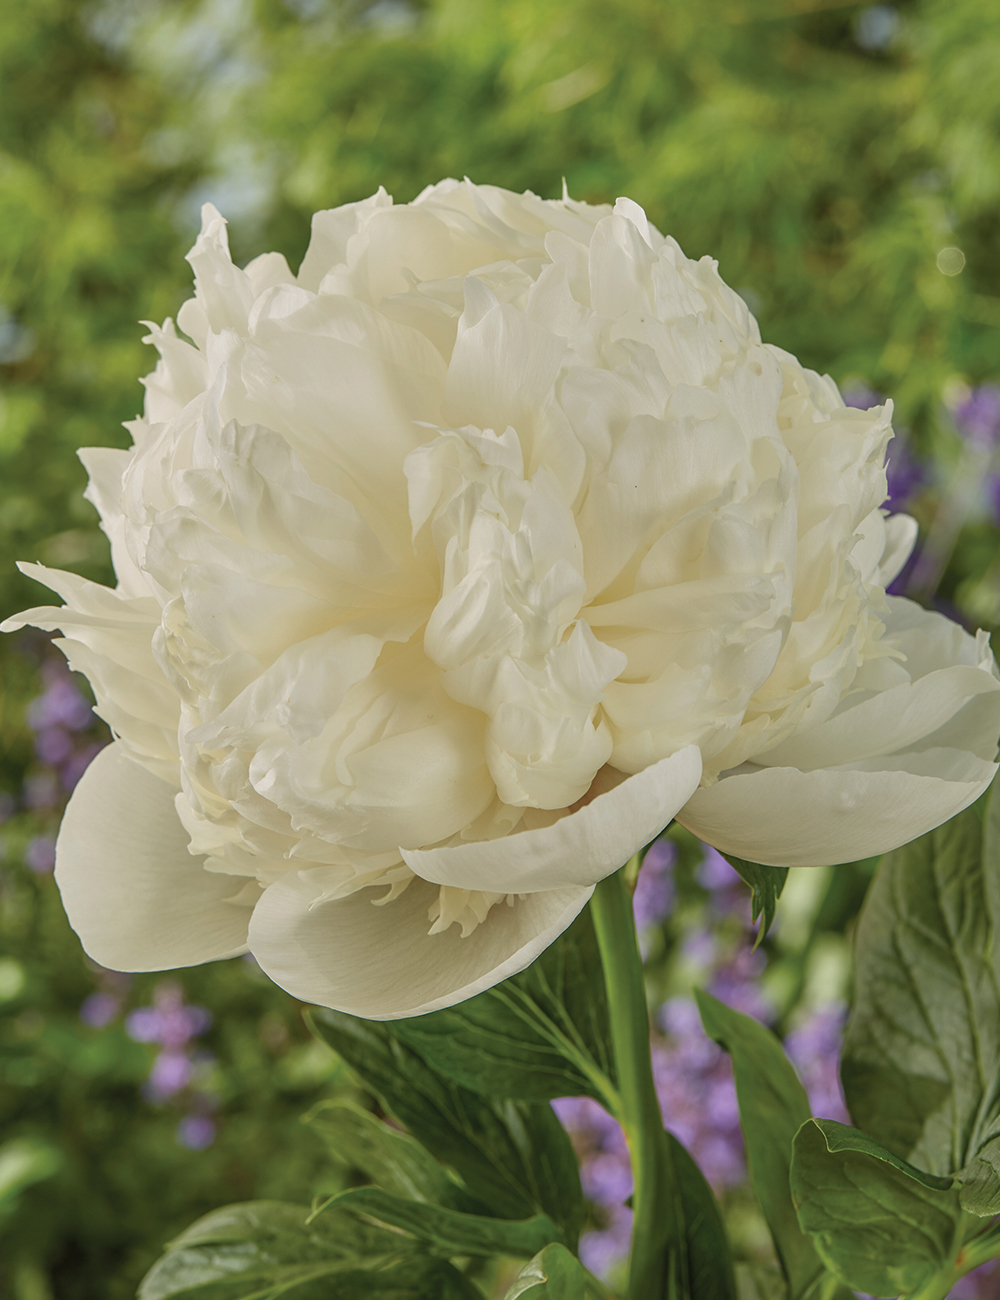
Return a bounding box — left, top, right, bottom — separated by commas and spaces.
6, 181, 999, 1018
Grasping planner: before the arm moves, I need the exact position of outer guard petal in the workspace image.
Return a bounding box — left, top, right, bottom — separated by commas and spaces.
55, 743, 252, 971
682, 596, 1000, 866
248, 873, 591, 1019
678, 756, 997, 868
400, 745, 703, 894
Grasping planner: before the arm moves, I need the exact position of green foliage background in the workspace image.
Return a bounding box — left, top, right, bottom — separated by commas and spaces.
0, 0, 998, 1296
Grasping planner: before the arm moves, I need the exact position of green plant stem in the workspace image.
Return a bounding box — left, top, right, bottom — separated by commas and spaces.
590, 865, 687, 1300
906, 1219, 1000, 1300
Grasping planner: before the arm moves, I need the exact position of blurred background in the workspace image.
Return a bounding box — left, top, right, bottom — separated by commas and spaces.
1, 1, 999, 1296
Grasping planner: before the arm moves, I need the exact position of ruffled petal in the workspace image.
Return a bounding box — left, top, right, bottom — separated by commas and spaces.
247, 871, 591, 1019
56, 743, 253, 970
401, 744, 702, 893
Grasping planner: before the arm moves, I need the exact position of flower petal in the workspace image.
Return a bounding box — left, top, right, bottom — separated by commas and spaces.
56, 743, 253, 970
248, 872, 591, 1018
400, 744, 702, 893
677, 754, 996, 868
680, 598, 1000, 866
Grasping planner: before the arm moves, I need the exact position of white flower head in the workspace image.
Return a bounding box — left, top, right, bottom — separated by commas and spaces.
7, 181, 999, 1017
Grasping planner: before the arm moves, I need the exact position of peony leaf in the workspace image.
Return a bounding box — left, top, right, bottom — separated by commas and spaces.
667, 1132, 738, 1300
841, 783, 1000, 1214
502, 1243, 611, 1299
308, 1009, 585, 1245
388, 908, 616, 1106
719, 854, 787, 946
137, 1200, 481, 1300
303, 1099, 475, 1211
314, 1186, 562, 1259
695, 992, 839, 1300
789, 1119, 963, 1297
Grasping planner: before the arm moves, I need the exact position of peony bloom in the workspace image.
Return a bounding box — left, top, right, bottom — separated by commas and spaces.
6, 182, 999, 1017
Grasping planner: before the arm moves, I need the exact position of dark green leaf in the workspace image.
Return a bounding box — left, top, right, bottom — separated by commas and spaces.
805, 1119, 955, 1192
719, 854, 787, 946
308, 1009, 585, 1245
137, 1200, 448, 1300
667, 1133, 738, 1300
303, 1099, 473, 1211
790, 1119, 963, 1298
390, 909, 616, 1105
841, 794, 1000, 1213
318, 1187, 561, 1259
695, 991, 824, 1300
503, 1244, 611, 1299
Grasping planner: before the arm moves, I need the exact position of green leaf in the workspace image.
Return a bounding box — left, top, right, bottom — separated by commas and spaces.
303, 1099, 474, 1211
695, 991, 824, 1300
790, 1119, 963, 1298
308, 1009, 585, 1245
317, 1187, 561, 1259
667, 1133, 738, 1300
137, 1200, 472, 1300
502, 1244, 611, 1299
841, 792, 1000, 1214
719, 854, 787, 946
803, 1119, 955, 1192
390, 909, 616, 1106
0, 1137, 61, 1222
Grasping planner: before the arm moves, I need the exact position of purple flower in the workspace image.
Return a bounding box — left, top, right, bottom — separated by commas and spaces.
579, 1207, 632, 1281
24, 835, 56, 873
987, 473, 1000, 526
144, 1050, 194, 1101
632, 839, 676, 930
177, 1114, 216, 1150
842, 384, 883, 411
784, 1004, 850, 1124
34, 726, 74, 766
79, 992, 121, 1028
955, 384, 1000, 450
885, 436, 926, 511
26, 674, 94, 733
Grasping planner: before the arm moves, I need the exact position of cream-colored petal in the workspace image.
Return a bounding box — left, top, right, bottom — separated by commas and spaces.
247, 872, 591, 1019
55, 743, 252, 971
401, 745, 702, 893
677, 752, 997, 868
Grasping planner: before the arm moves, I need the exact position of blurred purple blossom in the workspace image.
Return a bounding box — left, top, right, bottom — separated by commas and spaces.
79, 992, 121, 1029
22, 658, 106, 806
126, 981, 212, 1050
632, 839, 676, 930
954, 384, 1000, 450
885, 436, 926, 512
24, 835, 56, 873
987, 474, 1000, 525
952, 1259, 1000, 1298
177, 1114, 216, 1150
26, 670, 94, 732
842, 384, 883, 411
126, 980, 213, 1104
145, 1050, 194, 1101
785, 1004, 850, 1124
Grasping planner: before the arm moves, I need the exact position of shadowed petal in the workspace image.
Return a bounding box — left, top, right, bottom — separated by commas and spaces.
56, 743, 253, 970
248, 872, 591, 1019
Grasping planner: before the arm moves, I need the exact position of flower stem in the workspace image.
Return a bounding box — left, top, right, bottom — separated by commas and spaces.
590, 864, 688, 1300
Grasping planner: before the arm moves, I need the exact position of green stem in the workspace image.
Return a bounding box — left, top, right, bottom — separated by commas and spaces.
906, 1219, 1000, 1300
590, 864, 687, 1300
